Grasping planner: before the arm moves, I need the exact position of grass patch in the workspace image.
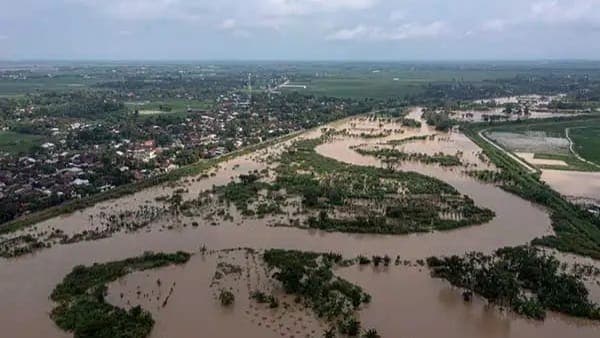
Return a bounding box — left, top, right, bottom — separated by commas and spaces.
569, 127, 600, 166
0, 131, 44, 154
0, 76, 96, 95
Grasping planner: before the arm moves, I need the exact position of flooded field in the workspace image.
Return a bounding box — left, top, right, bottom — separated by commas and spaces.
486, 131, 570, 154
451, 109, 582, 123
0, 108, 599, 338
474, 94, 565, 106
542, 170, 600, 204
483, 129, 600, 203
450, 94, 581, 122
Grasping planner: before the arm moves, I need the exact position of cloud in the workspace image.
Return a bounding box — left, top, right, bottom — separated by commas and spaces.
220, 18, 237, 30
71, 0, 206, 21
327, 25, 370, 40
218, 18, 252, 38
262, 0, 378, 16
529, 0, 598, 24
73, 0, 378, 22
471, 1, 600, 36
482, 19, 507, 32
232, 29, 252, 38
389, 10, 406, 22
327, 21, 447, 41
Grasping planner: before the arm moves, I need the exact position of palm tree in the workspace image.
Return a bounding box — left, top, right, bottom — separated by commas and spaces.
323, 327, 336, 338
363, 329, 381, 338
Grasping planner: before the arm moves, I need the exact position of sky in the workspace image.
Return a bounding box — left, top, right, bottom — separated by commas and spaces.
2, 0, 600, 60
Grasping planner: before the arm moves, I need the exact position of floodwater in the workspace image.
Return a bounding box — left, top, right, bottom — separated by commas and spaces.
106, 249, 328, 338
0, 107, 598, 338
542, 169, 600, 203
474, 94, 565, 106
453, 94, 581, 123
452, 109, 582, 123
338, 266, 600, 338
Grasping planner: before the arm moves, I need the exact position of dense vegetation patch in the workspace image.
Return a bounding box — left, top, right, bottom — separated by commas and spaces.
272, 138, 494, 233
207, 137, 494, 233
355, 147, 463, 167
50, 251, 191, 338
385, 134, 432, 146
427, 246, 600, 320
212, 173, 284, 217
263, 249, 370, 335
422, 110, 452, 131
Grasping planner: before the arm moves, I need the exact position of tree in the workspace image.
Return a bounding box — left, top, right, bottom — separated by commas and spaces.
339, 318, 361, 336
219, 290, 235, 306
323, 327, 336, 338
363, 329, 381, 338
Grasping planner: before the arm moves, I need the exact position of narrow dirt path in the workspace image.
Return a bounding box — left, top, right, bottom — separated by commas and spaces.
565, 127, 600, 169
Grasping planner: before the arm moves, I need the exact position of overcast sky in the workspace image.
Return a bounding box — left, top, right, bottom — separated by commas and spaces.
2, 0, 600, 60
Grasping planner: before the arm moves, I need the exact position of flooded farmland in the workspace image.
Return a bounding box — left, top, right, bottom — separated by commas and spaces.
1, 108, 599, 338
542, 170, 600, 204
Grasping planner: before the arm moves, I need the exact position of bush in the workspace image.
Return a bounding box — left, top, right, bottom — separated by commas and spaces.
219, 290, 235, 306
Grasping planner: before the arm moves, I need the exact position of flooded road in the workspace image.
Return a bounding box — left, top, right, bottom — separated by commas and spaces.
0, 108, 598, 338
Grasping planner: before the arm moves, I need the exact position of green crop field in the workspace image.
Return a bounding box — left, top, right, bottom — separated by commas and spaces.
282, 68, 520, 99
569, 127, 600, 165
0, 131, 44, 154
0, 76, 97, 96
282, 78, 425, 99
487, 117, 600, 171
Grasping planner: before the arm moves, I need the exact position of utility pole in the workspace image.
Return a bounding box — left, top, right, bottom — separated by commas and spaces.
248, 73, 252, 113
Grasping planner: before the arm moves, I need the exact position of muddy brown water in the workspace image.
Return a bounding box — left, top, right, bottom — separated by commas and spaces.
542, 169, 600, 203
0, 108, 598, 337
338, 266, 600, 338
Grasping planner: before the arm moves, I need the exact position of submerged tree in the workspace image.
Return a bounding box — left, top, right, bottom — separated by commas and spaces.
219, 290, 235, 306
